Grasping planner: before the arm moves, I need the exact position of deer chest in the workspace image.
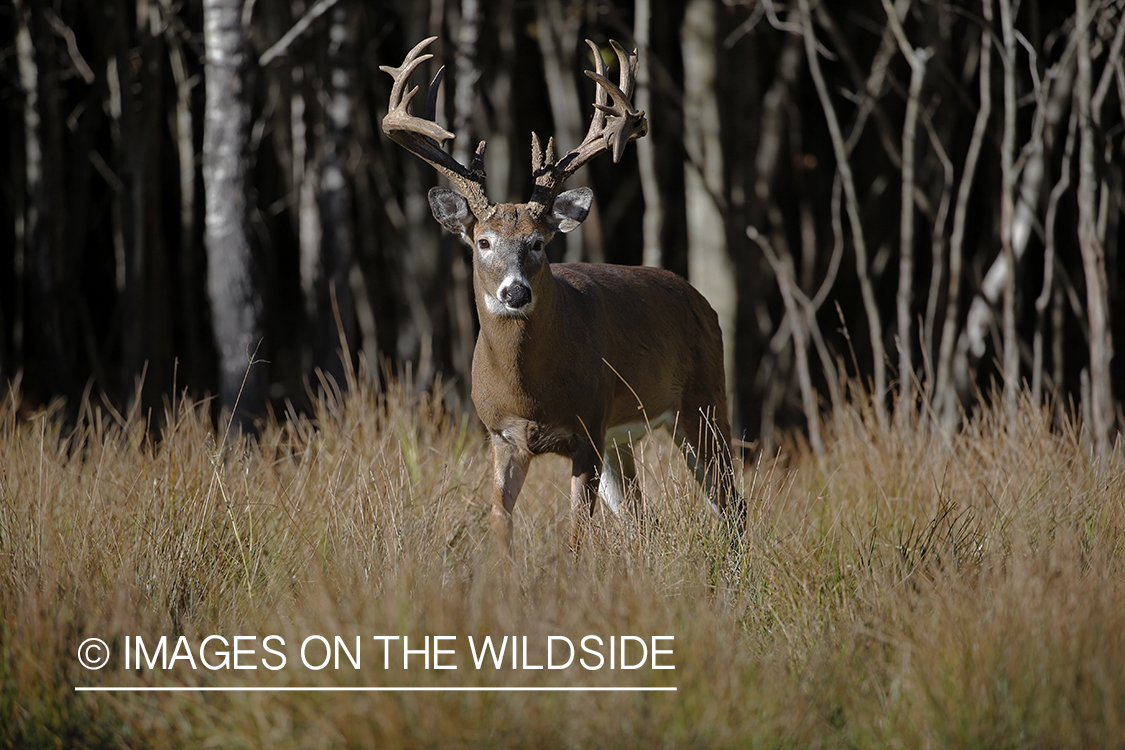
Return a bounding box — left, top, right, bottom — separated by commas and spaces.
493, 417, 576, 457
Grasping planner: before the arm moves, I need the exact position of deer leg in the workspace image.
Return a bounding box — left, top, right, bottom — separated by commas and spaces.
491, 434, 531, 557
569, 441, 602, 554
676, 406, 746, 535
598, 438, 637, 514
600, 438, 642, 536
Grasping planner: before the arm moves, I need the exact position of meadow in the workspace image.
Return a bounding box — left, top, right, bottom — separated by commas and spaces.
2, 374, 1123, 748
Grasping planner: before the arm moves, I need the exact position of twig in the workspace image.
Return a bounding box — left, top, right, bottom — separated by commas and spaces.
259, 0, 341, 67
834, 0, 911, 166
44, 8, 95, 84
1092, 0, 1125, 118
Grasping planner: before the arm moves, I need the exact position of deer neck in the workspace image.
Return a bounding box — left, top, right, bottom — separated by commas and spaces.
472, 267, 561, 386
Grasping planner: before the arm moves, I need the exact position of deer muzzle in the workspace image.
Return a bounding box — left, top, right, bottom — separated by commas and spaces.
497, 277, 533, 312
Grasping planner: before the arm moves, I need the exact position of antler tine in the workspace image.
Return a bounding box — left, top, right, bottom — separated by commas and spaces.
425, 66, 445, 123
528, 39, 648, 214
610, 40, 638, 99
379, 37, 439, 113
584, 40, 609, 137
380, 37, 492, 218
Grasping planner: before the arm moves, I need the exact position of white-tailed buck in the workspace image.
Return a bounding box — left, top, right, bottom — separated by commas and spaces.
382, 37, 745, 554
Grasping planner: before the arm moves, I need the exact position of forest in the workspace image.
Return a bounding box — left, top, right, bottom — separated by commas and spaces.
2, 0, 1124, 450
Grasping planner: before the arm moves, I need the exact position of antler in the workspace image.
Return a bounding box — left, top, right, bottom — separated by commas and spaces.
528, 40, 649, 216
380, 37, 492, 219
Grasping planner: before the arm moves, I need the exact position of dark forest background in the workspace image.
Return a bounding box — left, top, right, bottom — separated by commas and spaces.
2, 0, 1123, 452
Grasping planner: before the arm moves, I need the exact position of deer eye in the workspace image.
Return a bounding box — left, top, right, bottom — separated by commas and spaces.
531, 239, 545, 252
477, 238, 491, 250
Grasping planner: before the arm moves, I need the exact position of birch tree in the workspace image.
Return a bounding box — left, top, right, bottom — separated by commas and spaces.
203, 0, 266, 432
683, 0, 738, 423
1076, 0, 1115, 454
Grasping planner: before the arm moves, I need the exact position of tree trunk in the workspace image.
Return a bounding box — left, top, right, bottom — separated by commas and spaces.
682, 0, 738, 426
537, 0, 599, 263
312, 0, 358, 388
888, 6, 929, 421
952, 28, 1074, 411
120, 0, 173, 415
935, 0, 992, 430
635, 0, 663, 269
1076, 0, 1115, 454
998, 0, 1020, 423
203, 0, 266, 433
449, 0, 482, 403
15, 0, 74, 404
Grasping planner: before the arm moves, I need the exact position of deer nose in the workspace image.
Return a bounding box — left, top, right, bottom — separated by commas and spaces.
499, 280, 532, 309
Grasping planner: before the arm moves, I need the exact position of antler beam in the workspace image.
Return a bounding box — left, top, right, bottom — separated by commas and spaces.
528, 40, 649, 215
380, 37, 492, 219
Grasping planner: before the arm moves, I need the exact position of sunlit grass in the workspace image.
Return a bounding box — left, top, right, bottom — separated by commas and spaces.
1, 377, 1123, 748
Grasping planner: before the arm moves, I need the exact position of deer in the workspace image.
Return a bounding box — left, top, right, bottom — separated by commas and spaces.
381, 37, 746, 556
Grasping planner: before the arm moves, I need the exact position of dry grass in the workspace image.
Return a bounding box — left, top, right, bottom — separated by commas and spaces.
2, 377, 1124, 748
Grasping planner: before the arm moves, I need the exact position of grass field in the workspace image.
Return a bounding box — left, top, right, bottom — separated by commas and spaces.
2, 376, 1124, 748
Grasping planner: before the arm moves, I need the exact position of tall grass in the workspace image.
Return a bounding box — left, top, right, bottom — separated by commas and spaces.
1, 378, 1123, 748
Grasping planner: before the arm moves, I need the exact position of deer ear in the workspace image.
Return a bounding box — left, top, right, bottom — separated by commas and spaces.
549, 187, 593, 233
429, 187, 476, 238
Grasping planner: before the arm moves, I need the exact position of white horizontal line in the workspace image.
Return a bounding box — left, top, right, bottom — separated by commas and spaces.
76, 686, 676, 693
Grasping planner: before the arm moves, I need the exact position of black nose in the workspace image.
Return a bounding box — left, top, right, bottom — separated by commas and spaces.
500, 282, 532, 309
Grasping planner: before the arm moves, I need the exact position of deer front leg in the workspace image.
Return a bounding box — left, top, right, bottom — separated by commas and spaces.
491, 433, 531, 558
569, 441, 602, 555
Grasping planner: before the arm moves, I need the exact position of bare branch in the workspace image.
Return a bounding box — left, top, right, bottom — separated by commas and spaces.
936, 0, 992, 429
952, 16, 1078, 421
999, 0, 1019, 422
1032, 109, 1077, 403
881, 0, 931, 419
749, 225, 825, 458
44, 8, 95, 84
259, 0, 341, 67
1092, 1, 1125, 118
922, 111, 954, 363
798, 0, 887, 424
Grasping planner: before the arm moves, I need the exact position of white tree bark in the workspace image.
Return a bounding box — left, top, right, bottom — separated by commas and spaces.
1076, 0, 1115, 454
682, 0, 738, 422
882, 0, 930, 419
203, 0, 266, 432
951, 38, 1075, 404
635, 0, 663, 269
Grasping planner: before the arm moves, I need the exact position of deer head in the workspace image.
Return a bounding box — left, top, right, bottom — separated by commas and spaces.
380, 37, 647, 316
